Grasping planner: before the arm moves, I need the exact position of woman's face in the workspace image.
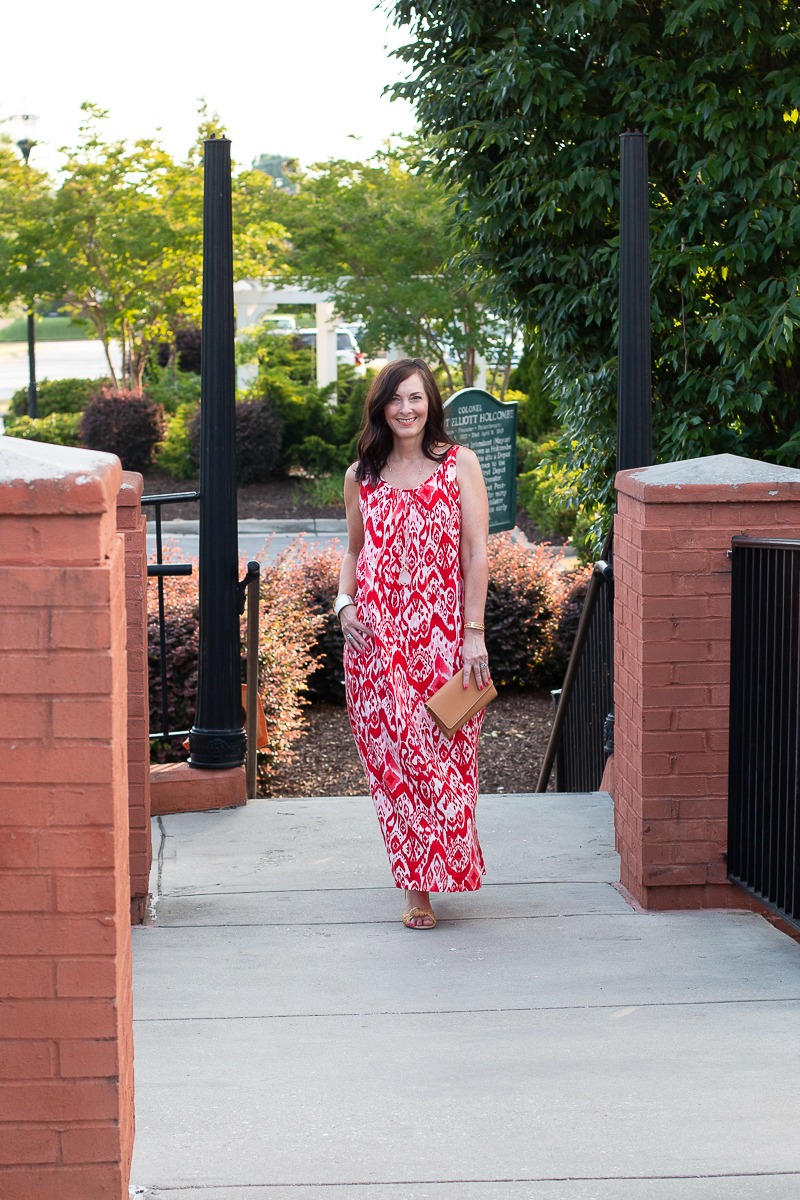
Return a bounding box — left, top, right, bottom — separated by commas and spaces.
384, 372, 429, 444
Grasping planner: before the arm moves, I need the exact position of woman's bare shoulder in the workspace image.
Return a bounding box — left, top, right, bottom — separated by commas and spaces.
454, 445, 483, 476
344, 463, 361, 502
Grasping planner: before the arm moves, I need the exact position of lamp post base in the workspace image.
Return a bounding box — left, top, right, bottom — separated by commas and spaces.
188, 727, 247, 769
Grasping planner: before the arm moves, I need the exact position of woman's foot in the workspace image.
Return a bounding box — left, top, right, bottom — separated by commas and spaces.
402, 889, 436, 928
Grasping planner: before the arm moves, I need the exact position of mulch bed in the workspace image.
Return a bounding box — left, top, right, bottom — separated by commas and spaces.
141, 470, 552, 540
263, 689, 555, 798
142, 471, 346, 521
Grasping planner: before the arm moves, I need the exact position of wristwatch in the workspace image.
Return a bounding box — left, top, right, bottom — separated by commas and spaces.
333, 593, 356, 617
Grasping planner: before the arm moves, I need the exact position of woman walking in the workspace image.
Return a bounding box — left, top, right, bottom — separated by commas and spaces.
335, 358, 491, 929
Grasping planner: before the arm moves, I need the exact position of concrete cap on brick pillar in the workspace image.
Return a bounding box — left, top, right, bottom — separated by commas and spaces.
0, 438, 122, 514
117, 470, 144, 508
616, 453, 800, 504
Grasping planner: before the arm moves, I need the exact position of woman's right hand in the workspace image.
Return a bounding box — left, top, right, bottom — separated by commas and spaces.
340, 606, 373, 653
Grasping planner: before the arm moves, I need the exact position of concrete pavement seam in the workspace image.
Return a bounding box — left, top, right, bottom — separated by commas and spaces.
141, 1168, 800, 1191
132, 994, 800, 1022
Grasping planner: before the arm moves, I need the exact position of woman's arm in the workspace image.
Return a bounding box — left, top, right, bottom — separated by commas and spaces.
337, 465, 373, 652
456, 447, 491, 690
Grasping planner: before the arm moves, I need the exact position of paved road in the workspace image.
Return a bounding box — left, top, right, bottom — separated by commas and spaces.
146, 519, 347, 565
0, 339, 120, 404
130, 791, 800, 1199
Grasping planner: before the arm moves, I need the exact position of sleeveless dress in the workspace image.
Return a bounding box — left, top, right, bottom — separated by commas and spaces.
344, 445, 485, 892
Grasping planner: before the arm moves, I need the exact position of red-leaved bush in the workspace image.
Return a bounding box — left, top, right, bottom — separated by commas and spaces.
147, 542, 324, 775
484, 533, 589, 688
147, 534, 589, 774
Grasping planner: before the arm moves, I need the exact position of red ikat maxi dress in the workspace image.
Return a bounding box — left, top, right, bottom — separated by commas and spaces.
344, 445, 485, 892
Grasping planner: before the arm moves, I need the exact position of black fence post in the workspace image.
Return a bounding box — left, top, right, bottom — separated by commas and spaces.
27, 308, 37, 419
188, 136, 246, 770
617, 131, 652, 473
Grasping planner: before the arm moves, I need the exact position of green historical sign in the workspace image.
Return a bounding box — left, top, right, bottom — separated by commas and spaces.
443, 388, 518, 534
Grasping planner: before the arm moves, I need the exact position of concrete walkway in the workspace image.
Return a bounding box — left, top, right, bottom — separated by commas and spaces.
130, 792, 800, 1199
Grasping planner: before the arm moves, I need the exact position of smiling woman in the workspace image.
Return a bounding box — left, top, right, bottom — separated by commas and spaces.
335, 358, 492, 929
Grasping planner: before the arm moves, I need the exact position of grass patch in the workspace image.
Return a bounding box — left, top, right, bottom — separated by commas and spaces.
0, 317, 90, 342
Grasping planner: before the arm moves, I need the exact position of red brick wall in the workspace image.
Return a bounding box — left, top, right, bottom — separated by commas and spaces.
614, 455, 800, 909
116, 474, 151, 924
0, 440, 134, 1198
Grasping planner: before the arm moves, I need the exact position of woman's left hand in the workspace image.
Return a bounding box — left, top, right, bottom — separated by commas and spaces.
462, 628, 491, 691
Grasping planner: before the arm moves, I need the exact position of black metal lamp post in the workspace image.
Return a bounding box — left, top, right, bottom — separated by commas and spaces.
15, 122, 39, 420
617, 131, 653, 473
17, 137, 35, 163
26, 307, 37, 419
188, 136, 247, 770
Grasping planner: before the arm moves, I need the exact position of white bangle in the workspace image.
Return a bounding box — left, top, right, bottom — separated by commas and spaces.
333, 593, 356, 617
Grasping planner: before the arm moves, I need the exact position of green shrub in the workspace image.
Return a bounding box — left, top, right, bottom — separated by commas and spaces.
143, 365, 201, 415
80, 388, 165, 473
517, 436, 584, 541
155, 401, 199, 479
9, 377, 108, 418
516, 435, 538, 475
293, 436, 350, 477
3, 412, 83, 447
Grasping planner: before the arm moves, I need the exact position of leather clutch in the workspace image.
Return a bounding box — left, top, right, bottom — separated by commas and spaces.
424, 670, 497, 739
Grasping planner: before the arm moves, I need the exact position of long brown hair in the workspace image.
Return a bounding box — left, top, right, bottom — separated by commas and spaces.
355, 358, 453, 483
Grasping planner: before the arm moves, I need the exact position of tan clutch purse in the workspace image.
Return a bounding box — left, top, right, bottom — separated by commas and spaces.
424, 670, 497, 739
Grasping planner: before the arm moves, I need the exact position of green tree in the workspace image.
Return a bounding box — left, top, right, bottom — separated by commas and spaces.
53, 105, 287, 388
388, 0, 800, 509
277, 142, 514, 392
0, 140, 60, 335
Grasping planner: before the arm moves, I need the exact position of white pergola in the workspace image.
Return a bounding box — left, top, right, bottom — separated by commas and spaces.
233, 279, 489, 391
234, 281, 344, 389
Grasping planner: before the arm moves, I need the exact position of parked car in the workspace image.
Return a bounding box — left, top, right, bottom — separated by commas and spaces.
259, 315, 297, 334
293, 328, 364, 369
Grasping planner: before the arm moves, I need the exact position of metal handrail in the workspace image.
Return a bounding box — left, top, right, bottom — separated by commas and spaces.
535, 529, 613, 793
142, 491, 200, 741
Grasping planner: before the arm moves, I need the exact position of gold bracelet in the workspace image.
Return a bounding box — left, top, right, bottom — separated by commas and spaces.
464, 621, 485, 632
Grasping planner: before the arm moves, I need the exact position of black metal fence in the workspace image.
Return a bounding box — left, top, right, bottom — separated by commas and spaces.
728, 536, 800, 932
142, 491, 199, 742
536, 535, 615, 793
554, 565, 615, 793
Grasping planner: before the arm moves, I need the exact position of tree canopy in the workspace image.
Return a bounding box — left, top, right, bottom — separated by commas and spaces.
387, 0, 800, 505
0, 105, 286, 388
274, 142, 520, 392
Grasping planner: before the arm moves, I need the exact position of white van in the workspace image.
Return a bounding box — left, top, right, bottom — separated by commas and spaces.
293, 328, 364, 370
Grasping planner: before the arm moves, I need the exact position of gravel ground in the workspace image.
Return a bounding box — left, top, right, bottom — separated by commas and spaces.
263, 689, 555, 798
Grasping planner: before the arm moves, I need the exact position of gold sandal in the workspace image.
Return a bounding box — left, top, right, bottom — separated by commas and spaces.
402, 907, 437, 929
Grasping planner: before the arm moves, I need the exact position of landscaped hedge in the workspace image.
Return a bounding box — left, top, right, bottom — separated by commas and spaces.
147, 535, 589, 780
9, 376, 110, 418
3, 412, 84, 447
148, 545, 324, 777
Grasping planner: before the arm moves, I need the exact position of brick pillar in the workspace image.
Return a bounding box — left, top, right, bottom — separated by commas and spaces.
116, 473, 151, 924
614, 452, 800, 910
0, 440, 134, 1198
